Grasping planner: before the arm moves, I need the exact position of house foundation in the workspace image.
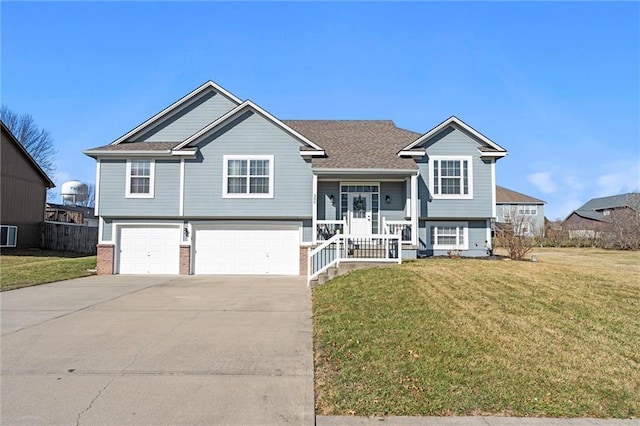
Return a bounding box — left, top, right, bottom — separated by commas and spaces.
180, 245, 191, 275
96, 244, 114, 275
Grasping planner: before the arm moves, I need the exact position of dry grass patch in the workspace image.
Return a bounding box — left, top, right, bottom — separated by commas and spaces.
1, 250, 96, 291
313, 248, 639, 417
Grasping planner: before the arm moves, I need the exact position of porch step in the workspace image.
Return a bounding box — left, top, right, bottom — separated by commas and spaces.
309, 262, 395, 288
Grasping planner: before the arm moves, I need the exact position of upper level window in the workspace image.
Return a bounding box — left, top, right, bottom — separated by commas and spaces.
126, 160, 155, 198
1, 225, 17, 247
223, 155, 274, 198
430, 156, 473, 199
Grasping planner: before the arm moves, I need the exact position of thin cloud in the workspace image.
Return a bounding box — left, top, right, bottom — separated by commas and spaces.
527, 171, 557, 194
596, 161, 640, 196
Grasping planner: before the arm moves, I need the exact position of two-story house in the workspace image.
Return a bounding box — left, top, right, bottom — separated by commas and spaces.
84, 81, 507, 278
495, 185, 545, 237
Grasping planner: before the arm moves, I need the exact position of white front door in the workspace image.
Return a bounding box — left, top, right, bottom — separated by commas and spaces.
349, 194, 372, 235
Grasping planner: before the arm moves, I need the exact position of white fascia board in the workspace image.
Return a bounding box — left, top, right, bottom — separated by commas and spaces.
313, 168, 419, 176
300, 150, 325, 157
175, 100, 325, 152
403, 116, 507, 153
111, 81, 242, 145
479, 150, 508, 158
171, 149, 198, 156
398, 150, 426, 157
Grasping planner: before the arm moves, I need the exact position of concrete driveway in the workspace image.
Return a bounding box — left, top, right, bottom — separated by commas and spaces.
1, 275, 314, 425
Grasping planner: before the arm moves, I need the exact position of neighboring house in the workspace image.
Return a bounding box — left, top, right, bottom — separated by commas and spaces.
563, 193, 640, 239
46, 203, 98, 227
495, 185, 545, 237
1, 121, 55, 248
84, 81, 507, 276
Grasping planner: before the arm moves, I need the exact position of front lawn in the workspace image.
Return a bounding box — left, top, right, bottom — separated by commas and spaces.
1, 250, 96, 291
313, 248, 640, 418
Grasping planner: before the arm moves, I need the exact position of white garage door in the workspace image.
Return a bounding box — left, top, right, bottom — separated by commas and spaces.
194, 227, 299, 275
118, 226, 180, 274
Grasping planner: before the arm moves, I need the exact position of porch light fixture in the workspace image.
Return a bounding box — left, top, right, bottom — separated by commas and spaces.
184, 227, 189, 238
329, 194, 335, 205
385, 195, 391, 204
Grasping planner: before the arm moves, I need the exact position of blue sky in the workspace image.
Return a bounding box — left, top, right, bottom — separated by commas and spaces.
2, 1, 638, 219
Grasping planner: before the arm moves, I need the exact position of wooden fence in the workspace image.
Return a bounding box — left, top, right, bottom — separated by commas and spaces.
41, 221, 98, 255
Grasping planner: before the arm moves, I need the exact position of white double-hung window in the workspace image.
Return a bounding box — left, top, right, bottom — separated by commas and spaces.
430, 222, 469, 250
223, 155, 274, 198
429, 156, 473, 199
126, 160, 155, 198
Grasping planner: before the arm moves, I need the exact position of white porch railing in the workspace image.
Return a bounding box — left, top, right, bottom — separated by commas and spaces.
307, 234, 401, 286
383, 218, 413, 243
316, 219, 347, 241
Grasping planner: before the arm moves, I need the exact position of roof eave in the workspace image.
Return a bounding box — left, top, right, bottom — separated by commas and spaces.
312, 168, 419, 176
83, 149, 197, 159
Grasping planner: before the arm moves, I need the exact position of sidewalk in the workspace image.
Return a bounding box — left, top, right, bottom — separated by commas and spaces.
316, 416, 639, 425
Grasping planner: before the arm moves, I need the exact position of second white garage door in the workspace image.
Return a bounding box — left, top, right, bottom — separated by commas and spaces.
118, 226, 180, 274
194, 227, 300, 275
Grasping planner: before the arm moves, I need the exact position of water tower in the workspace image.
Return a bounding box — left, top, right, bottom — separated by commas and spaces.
61, 180, 88, 205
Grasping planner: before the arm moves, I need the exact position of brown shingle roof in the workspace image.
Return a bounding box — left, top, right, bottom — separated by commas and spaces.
496, 186, 545, 204
283, 120, 420, 169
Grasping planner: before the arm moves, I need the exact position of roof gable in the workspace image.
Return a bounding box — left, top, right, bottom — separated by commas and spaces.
111, 81, 242, 145
496, 185, 545, 204
1, 121, 55, 188
402, 116, 507, 156
174, 101, 324, 152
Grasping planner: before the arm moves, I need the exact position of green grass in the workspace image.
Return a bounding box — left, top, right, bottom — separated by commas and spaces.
1, 249, 97, 291
313, 248, 640, 418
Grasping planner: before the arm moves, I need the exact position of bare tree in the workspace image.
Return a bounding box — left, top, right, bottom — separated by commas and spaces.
496, 207, 541, 260
603, 193, 640, 250
1, 105, 57, 177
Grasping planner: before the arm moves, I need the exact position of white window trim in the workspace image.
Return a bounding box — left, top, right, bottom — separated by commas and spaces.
223, 155, 274, 199
429, 221, 469, 250
1, 225, 18, 247
429, 155, 473, 199
125, 160, 155, 199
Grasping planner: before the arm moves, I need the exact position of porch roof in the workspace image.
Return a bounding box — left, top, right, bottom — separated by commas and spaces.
283, 120, 420, 170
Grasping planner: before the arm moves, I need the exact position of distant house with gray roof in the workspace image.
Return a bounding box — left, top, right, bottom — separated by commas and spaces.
563, 193, 640, 238
495, 186, 545, 236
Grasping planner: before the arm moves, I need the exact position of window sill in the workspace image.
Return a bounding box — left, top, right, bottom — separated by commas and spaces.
125, 194, 155, 199
223, 193, 274, 199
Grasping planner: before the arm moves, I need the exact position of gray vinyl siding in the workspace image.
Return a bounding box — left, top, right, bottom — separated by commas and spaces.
183, 110, 313, 218
416, 127, 493, 219
302, 219, 313, 243
317, 181, 339, 220
418, 219, 489, 257
102, 219, 113, 241
380, 181, 407, 221
98, 159, 180, 217
135, 91, 237, 142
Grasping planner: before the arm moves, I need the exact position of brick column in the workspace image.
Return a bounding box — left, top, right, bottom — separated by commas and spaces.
180, 245, 191, 275
97, 244, 114, 275
299, 246, 308, 276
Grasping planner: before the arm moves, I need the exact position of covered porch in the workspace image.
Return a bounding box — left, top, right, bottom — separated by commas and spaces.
311, 171, 419, 247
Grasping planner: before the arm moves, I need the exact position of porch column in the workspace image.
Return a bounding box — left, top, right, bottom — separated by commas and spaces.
312, 174, 318, 244
411, 173, 419, 245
